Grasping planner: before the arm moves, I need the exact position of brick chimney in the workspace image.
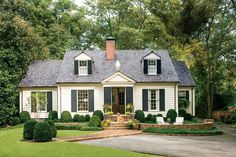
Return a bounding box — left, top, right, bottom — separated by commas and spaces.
106, 37, 116, 61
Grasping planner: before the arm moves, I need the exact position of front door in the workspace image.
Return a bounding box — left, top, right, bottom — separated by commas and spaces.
112, 87, 125, 114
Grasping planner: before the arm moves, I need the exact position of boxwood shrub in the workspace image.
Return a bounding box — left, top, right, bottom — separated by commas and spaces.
146, 114, 152, 121
85, 114, 90, 122
89, 115, 101, 127
20, 111, 31, 123
80, 127, 102, 131
47, 120, 57, 138
33, 122, 52, 142
23, 120, 37, 140
73, 114, 80, 122
134, 110, 145, 123
185, 113, 193, 121
12, 117, 21, 126
61, 111, 72, 122
55, 124, 81, 130
93, 110, 103, 120
77, 115, 85, 122
48, 111, 58, 121
166, 109, 177, 123
179, 109, 187, 119
151, 115, 157, 123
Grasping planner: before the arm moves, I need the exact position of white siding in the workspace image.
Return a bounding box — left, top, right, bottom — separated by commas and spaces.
133, 83, 177, 117
178, 87, 195, 115
59, 84, 103, 117
21, 88, 58, 118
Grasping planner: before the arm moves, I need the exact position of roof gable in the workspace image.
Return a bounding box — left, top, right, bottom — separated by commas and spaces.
141, 51, 161, 61
74, 52, 93, 60
101, 72, 135, 84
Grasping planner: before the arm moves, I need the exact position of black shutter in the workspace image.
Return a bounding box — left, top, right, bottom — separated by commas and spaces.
159, 89, 165, 111
142, 89, 148, 111
74, 60, 78, 75
88, 60, 92, 74
157, 60, 161, 74
144, 59, 148, 74
88, 90, 94, 112
126, 87, 133, 104
71, 90, 77, 112
104, 87, 111, 104
31, 92, 36, 112
186, 90, 189, 101
47, 92, 52, 112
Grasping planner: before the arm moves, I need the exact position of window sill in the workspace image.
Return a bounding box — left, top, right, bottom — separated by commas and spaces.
77, 111, 89, 113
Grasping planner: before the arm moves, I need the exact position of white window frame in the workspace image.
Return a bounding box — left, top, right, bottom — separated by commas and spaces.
148, 89, 159, 111
148, 59, 157, 75
31, 92, 47, 113
78, 60, 88, 75
77, 90, 89, 111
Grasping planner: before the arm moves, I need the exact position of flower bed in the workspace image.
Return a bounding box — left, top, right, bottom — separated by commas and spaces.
139, 122, 214, 130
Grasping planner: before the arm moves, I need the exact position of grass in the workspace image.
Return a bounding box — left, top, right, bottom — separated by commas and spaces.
57, 130, 95, 138
0, 127, 157, 157
143, 127, 223, 135
231, 124, 236, 128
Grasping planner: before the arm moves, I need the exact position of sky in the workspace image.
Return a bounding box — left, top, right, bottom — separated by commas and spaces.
73, 0, 85, 6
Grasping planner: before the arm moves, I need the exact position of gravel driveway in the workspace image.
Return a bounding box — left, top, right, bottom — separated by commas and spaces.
80, 129, 236, 157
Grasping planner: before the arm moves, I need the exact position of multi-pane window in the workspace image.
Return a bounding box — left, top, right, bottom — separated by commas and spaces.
79, 60, 88, 75
78, 90, 88, 111
31, 92, 47, 112
148, 89, 159, 111
178, 91, 187, 100
148, 59, 157, 75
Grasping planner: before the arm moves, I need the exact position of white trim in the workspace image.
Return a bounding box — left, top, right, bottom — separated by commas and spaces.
101, 72, 136, 84
78, 60, 88, 76
103, 84, 134, 87
74, 52, 92, 60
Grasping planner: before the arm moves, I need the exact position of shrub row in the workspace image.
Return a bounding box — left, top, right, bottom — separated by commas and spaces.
55, 124, 82, 130
80, 127, 102, 131
179, 109, 193, 121
143, 127, 223, 135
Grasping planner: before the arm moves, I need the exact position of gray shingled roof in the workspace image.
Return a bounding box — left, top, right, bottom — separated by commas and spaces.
56, 50, 180, 83
19, 60, 62, 87
173, 61, 196, 87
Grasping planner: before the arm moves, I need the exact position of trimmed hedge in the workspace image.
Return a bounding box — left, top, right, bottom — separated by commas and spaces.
85, 114, 90, 122
146, 114, 152, 121
33, 122, 52, 142
167, 109, 177, 123
143, 127, 223, 135
93, 110, 103, 120
48, 111, 58, 121
151, 115, 157, 123
61, 111, 72, 122
134, 110, 145, 123
185, 113, 193, 121
47, 120, 57, 138
12, 117, 21, 126
73, 114, 80, 122
56, 124, 81, 130
179, 109, 187, 118
80, 127, 102, 131
78, 115, 85, 122
20, 111, 31, 123
23, 120, 37, 140
89, 115, 101, 127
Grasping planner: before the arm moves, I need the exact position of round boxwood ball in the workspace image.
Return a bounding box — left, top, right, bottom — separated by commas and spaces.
47, 120, 57, 138
179, 109, 187, 118
85, 114, 90, 122
167, 109, 177, 123
20, 111, 31, 123
93, 110, 103, 120
185, 113, 193, 121
61, 111, 72, 122
23, 120, 37, 140
134, 110, 145, 123
73, 114, 80, 122
33, 122, 52, 142
78, 115, 85, 122
89, 115, 101, 127
146, 114, 152, 121
48, 111, 58, 121
12, 117, 21, 126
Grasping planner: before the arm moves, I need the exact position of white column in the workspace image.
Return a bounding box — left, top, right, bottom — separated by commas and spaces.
176, 84, 179, 116
57, 86, 61, 118
193, 88, 195, 116
19, 89, 22, 113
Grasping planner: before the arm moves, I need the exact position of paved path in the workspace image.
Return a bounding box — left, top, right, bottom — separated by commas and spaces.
80, 130, 236, 157
57, 130, 142, 142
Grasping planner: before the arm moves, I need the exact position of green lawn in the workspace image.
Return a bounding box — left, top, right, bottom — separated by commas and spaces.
57, 130, 95, 137
0, 127, 157, 157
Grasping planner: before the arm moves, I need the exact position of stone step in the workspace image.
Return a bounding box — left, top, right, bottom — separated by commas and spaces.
110, 122, 127, 127
105, 127, 128, 130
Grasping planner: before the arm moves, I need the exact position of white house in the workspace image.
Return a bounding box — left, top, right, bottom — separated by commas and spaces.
19, 38, 196, 119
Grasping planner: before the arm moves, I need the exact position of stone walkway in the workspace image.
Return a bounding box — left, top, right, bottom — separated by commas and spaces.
57, 130, 142, 142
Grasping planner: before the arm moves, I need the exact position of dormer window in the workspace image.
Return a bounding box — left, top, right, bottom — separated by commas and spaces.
142, 51, 161, 75
74, 52, 93, 75
79, 60, 88, 75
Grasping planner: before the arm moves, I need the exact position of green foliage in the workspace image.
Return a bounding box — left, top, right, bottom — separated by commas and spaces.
89, 115, 101, 127
77, 115, 85, 122
185, 113, 193, 121
61, 111, 72, 122
166, 109, 177, 123
157, 114, 163, 117
134, 110, 145, 123
103, 104, 112, 113
143, 127, 223, 135
20, 111, 31, 123
73, 114, 80, 122
23, 120, 37, 140
48, 111, 58, 121
47, 120, 57, 138
151, 115, 157, 123
56, 125, 81, 130
12, 117, 21, 126
80, 127, 102, 131
126, 104, 134, 113
33, 122, 52, 142
179, 99, 190, 109
179, 109, 187, 119
127, 119, 139, 130
93, 110, 103, 121
146, 114, 152, 121
85, 114, 90, 122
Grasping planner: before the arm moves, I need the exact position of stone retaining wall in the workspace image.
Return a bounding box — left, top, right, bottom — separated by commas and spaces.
139, 122, 214, 130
